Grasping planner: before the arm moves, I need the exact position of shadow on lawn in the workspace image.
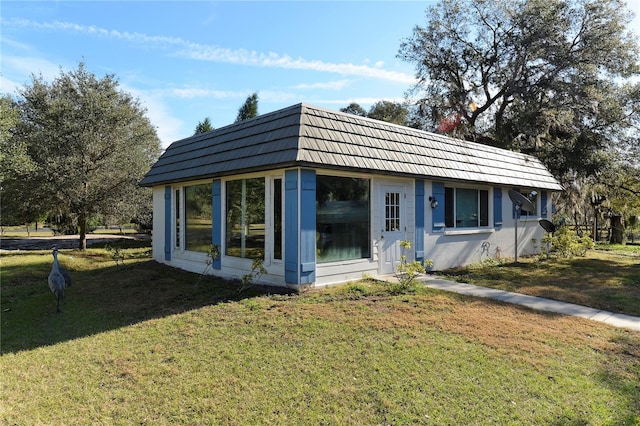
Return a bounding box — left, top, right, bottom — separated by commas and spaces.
0, 258, 294, 354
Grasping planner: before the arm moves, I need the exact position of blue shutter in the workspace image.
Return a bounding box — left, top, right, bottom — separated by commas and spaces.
300, 170, 316, 284
415, 180, 425, 261
284, 170, 299, 284
494, 187, 503, 228
432, 182, 445, 232
541, 191, 548, 218
211, 180, 222, 270
164, 186, 172, 261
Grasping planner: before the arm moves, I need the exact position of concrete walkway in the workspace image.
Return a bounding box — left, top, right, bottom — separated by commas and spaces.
419, 276, 640, 332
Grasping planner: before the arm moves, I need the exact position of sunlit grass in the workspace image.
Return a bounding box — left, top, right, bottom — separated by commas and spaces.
439, 247, 640, 316
1, 242, 639, 424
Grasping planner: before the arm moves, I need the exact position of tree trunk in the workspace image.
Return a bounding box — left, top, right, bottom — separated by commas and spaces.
609, 214, 624, 244
78, 212, 87, 250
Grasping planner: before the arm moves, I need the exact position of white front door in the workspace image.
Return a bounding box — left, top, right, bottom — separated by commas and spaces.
379, 185, 406, 275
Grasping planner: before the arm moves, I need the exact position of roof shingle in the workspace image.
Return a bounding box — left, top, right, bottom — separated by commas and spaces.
140, 103, 562, 191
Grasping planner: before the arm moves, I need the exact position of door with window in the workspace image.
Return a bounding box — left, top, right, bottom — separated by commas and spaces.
379, 184, 406, 274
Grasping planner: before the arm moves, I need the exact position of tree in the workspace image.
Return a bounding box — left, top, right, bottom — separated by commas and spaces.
340, 102, 367, 117
0, 95, 45, 231
235, 92, 259, 123
194, 117, 214, 135
11, 62, 161, 249
367, 100, 411, 126
398, 0, 640, 185
340, 100, 417, 128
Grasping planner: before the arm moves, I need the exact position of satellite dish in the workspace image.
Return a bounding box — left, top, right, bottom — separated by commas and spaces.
539, 219, 556, 233
508, 189, 535, 213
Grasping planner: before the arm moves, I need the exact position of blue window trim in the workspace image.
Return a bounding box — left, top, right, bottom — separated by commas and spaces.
284, 170, 299, 284
299, 169, 316, 284
212, 180, 222, 270
541, 191, 548, 218
164, 186, 171, 261
415, 180, 425, 261
494, 187, 503, 228
432, 182, 445, 232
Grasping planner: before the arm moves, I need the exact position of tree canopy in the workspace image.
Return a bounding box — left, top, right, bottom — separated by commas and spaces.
5, 62, 161, 248
340, 100, 416, 128
399, 0, 640, 231
399, 0, 639, 179
235, 92, 259, 123
194, 117, 214, 135
340, 103, 367, 117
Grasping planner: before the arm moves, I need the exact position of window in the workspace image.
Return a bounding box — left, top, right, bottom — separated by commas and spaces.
184, 183, 212, 252
226, 178, 265, 259
175, 189, 180, 248
385, 192, 401, 232
445, 187, 489, 228
316, 176, 370, 263
273, 178, 282, 260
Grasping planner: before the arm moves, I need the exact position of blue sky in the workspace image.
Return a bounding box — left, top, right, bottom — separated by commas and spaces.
1, 1, 436, 148
2, 1, 639, 149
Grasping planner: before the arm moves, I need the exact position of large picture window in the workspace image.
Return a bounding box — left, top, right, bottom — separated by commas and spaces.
184, 183, 212, 252
226, 178, 265, 259
445, 187, 489, 228
316, 176, 370, 263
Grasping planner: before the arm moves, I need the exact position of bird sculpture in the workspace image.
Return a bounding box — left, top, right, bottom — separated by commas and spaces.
48, 246, 70, 313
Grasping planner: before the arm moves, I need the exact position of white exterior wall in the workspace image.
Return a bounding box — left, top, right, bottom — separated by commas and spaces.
422, 183, 551, 271
151, 186, 165, 264
151, 175, 554, 288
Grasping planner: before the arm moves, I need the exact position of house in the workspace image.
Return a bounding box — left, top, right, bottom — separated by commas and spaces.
140, 103, 563, 289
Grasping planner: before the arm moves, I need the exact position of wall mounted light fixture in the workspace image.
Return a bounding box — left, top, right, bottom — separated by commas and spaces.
429, 196, 438, 209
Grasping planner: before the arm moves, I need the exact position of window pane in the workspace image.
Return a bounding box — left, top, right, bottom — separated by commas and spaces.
316, 176, 370, 263
385, 191, 401, 232
184, 183, 212, 252
445, 187, 454, 228
175, 189, 180, 248
273, 178, 282, 260
456, 188, 478, 228
226, 178, 265, 259
480, 190, 489, 227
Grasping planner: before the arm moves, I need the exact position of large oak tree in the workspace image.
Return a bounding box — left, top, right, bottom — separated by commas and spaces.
8, 63, 161, 249
398, 0, 640, 185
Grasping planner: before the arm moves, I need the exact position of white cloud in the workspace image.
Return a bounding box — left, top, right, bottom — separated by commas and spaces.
0, 75, 21, 94
4, 18, 417, 84
1, 55, 63, 82
293, 80, 352, 90
171, 88, 241, 99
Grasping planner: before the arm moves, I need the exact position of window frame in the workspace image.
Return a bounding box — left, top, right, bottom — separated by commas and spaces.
315, 173, 371, 264
224, 176, 266, 260
183, 181, 213, 253
444, 186, 491, 229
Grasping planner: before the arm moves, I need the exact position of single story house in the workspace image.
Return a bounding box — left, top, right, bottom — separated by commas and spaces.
140, 103, 562, 289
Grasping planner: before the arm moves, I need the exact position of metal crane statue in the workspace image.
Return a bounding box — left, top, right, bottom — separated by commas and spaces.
48, 246, 71, 313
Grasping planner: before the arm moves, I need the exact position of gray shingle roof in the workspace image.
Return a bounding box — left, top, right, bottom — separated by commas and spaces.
140, 103, 562, 190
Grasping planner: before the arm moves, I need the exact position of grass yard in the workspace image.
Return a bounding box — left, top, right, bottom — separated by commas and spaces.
439, 245, 640, 317
1, 242, 639, 424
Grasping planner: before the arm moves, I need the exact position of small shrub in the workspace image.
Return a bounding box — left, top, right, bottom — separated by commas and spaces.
544, 226, 594, 258
391, 240, 433, 293
240, 258, 267, 292
196, 244, 221, 286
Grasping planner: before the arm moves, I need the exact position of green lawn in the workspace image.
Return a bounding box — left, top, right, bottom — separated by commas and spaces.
438, 245, 640, 316
1, 243, 639, 424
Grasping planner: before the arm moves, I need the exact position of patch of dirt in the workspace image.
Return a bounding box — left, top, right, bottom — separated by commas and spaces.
0, 234, 150, 251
